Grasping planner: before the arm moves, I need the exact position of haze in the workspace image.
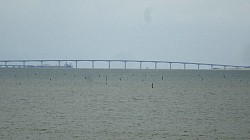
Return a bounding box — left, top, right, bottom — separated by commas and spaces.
1, 0, 250, 66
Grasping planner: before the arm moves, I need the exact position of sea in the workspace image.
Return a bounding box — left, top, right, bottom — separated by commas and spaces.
0, 68, 250, 139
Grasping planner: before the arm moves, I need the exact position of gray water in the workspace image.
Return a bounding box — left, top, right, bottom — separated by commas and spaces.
0, 68, 250, 139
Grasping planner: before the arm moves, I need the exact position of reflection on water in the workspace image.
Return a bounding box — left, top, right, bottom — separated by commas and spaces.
0, 68, 250, 139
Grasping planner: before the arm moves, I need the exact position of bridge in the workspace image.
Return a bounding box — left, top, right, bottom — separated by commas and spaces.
0, 59, 248, 70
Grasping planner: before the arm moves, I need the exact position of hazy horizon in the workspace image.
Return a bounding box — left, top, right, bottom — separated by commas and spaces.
1, 0, 250, 66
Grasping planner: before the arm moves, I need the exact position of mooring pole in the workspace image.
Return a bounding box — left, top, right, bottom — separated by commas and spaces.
140, 62, 142, 69
155, 62, 157, 69
184, 63, 186, 69
170, 62, 172, 69
124, 61, 127, 69
58, 61, 61, 67
198, 64, 200, 70
108, 61, 111, 69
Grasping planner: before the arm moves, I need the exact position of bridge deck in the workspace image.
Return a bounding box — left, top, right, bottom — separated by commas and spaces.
0, 60, 248, 70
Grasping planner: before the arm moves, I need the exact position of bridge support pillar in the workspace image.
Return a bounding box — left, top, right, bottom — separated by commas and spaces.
155, 62, 157, 69
224, 66, 226, 70
75, 61, 78, 69
92, 61, 95, 69
58, 61, 61, 67
108, 61, 111, 69
23, 61, 26, 68
124, 61, 127, 69
140, 62, 142, 69
41, 61, 43, 67
184, 63, 186, 69
211, 65, 213, 70
5, 61, 7, 68
170, 63, 172, 69
198, 64, 200, 70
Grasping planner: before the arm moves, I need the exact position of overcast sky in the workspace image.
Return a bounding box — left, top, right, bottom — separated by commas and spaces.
1, 0, 250, 66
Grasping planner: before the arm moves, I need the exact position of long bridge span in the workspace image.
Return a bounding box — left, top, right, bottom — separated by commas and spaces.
0, 59, 248, 70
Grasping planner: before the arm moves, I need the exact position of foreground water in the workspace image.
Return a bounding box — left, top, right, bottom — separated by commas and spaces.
0, 68, 250, 139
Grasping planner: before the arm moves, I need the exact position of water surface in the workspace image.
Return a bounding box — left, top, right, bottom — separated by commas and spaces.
0, 68, 250, 139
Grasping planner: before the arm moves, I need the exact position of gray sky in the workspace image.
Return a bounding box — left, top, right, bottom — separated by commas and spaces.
1, 0, 250, 66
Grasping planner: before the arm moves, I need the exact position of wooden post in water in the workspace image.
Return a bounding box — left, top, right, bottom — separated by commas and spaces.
106, 76, 107, 85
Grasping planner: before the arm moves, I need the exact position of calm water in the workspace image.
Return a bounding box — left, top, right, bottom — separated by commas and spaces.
0, 68, 250, 139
